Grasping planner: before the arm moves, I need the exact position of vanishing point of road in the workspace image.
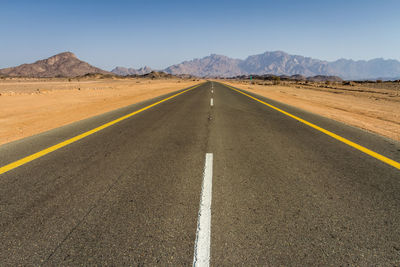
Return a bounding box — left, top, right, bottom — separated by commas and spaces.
0, 82, 399, 266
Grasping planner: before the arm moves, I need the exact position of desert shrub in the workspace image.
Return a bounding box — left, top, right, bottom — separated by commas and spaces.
273, 76, 281, 85
342, 81, 353, 86
376, 79, 383, 83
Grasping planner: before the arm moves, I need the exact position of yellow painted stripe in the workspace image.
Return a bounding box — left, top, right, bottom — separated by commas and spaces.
0, 84, 202, 175
224, 84, 400, 171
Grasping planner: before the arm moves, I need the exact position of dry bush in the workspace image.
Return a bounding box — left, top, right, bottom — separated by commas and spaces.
273, 77, 281, 85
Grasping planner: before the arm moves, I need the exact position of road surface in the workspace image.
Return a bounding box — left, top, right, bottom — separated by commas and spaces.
0, 81, 399, 266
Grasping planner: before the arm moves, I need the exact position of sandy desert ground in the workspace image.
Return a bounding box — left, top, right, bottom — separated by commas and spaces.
223, 79, 400, 142
0, 77, 201, 145
1, 77, 399, 146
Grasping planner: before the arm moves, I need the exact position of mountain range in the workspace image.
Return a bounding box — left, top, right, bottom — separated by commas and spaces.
113, 51, 400, 80
160, 51, 400, 80
1, 51, 399, 80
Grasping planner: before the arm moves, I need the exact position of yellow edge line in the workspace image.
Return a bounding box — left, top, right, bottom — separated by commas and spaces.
224, 84, 400, 171
0, 83, 202, 175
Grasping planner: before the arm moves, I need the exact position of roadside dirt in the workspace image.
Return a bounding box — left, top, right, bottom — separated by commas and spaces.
0, 78, 201, 145
222, 80, 400, 142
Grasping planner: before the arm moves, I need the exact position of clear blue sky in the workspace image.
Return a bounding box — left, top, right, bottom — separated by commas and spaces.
1, 0, 400, 70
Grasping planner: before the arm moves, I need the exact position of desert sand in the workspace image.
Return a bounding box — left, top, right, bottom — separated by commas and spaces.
1, 77, 399, 146
0, 78, 201, 145
223, 80, 400, 142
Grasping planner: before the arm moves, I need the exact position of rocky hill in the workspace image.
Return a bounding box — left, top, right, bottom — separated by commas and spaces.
0, 52, 110, 77
141, 71, 175, 79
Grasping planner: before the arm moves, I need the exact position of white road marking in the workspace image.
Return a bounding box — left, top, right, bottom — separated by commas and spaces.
210, 98, 213, 107
211, 89, 213, 93
193, 153, 213, 267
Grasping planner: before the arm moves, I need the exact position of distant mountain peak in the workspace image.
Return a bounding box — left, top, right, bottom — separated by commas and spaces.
51, 51, 76, 59
111, 65, 153, 76
209, 53, 228, 58
163, 53, 242, 78
266, 50, 287, 55
41, 52, 77, 66
139, 66, 152, 71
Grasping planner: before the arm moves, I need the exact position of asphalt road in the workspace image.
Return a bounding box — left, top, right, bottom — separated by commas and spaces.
0, 81, 399, 266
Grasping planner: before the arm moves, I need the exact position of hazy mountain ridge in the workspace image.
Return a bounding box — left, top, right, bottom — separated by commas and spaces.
328, 58, 400, 80
164, 54, 243, 77
238, 51, 332, 77
111, 66, 153, 76
0, 52, 110, 78
161, 51, 400, 80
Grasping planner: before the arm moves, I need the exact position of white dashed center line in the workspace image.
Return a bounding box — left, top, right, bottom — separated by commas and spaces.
193, 153, 213, 267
